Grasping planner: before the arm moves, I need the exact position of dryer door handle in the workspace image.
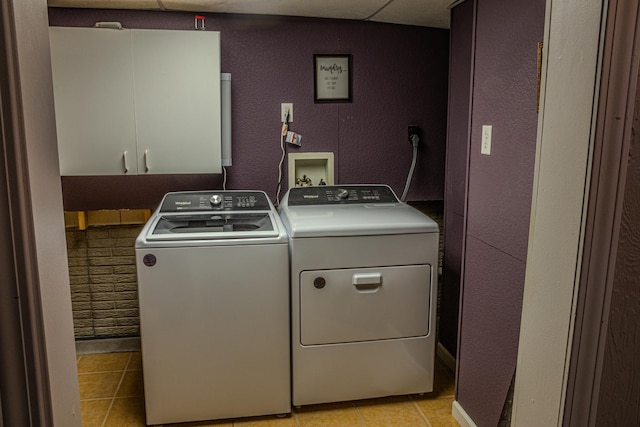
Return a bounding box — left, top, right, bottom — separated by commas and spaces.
352, 273, 382, 293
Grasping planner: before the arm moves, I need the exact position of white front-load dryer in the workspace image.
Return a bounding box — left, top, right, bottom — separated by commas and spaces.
279, 185, 439, 406
135, 190, 290, 425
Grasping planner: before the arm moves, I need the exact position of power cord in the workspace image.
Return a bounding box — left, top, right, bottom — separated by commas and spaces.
401, 133, 420, 202
222, 166, 227, 190
274, 111, 290, 207
274, 134, 286, 206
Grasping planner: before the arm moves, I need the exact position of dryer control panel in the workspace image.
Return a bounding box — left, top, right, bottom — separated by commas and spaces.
160, 191, 272, 212
287, 185, 399, 206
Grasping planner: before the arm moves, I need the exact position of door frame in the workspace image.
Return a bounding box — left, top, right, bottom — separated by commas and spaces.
562, 1, 640, 425
512, 0, 609, 425
0, 0, 81, 425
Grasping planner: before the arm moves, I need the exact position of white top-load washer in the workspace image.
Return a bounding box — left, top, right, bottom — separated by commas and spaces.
135, 190, 290, 425
279, 184, 439, 406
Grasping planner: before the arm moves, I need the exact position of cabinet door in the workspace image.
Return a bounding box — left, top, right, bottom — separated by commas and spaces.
131, 30, 222, 174
49, 27, 137, 175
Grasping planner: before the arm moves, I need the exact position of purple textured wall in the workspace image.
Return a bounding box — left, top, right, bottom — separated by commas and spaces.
48, 9, 448, 210
440, 0, 474, 359
451, 0, 545, 425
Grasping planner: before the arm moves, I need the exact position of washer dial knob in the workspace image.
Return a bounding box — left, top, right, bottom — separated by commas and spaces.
336, 188, 350, 200
210, 194, 223, 206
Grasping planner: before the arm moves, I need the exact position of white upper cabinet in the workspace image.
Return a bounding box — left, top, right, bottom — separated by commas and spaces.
49, 27, 222, 176
49, 27, 137, 175
131, 29, 221, 174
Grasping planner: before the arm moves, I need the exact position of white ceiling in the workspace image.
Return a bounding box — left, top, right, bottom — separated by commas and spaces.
47, 0, 452, 29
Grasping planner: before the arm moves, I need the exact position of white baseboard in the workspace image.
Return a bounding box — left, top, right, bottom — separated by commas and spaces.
452, 400, 477, 427
436, 341, 456, 373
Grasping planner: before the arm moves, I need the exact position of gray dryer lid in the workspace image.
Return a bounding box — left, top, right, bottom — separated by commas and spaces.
279, 185, 439, 238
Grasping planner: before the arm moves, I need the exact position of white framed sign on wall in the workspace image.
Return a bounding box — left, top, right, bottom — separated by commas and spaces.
314, 54, 352, 103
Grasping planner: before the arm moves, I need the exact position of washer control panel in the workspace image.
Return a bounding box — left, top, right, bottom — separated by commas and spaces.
160, 191, 271, 212
287, 185, 399, 206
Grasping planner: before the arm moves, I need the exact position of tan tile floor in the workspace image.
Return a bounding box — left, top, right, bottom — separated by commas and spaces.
77, 352, 459, 426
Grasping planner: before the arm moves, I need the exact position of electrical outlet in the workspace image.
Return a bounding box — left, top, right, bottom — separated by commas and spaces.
281, 103, 293, 122
408, 125, 421, 144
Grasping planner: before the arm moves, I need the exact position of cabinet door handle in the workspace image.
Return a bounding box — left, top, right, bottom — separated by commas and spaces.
144, 149, 150, 173
122, 150, 129, 173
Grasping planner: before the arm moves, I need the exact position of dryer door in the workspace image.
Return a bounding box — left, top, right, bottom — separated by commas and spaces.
299, 265, 431, 345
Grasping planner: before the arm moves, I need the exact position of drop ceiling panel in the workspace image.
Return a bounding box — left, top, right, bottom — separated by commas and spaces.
369, 0, 451, 28
47, 0, 452, 29
160, 0, 389, 21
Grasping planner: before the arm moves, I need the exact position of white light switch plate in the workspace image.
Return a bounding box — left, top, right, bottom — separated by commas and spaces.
481, 125, 492, 155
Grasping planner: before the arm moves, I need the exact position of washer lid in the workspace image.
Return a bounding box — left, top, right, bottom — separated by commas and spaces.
145, 212, 281, 241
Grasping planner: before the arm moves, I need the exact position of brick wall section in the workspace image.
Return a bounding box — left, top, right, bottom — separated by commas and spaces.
66, 224, 143, 338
